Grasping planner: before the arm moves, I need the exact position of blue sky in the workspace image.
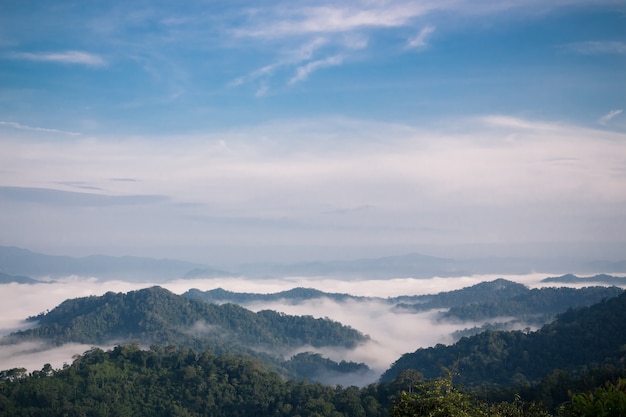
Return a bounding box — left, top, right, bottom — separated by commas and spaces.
1, 0, 625, 264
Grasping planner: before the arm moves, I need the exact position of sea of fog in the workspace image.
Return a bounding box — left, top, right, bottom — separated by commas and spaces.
0, 273, 616, 381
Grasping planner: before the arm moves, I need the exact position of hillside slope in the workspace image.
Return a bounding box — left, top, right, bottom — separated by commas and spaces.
2, 287, 369, 380
381, 290, 626, 388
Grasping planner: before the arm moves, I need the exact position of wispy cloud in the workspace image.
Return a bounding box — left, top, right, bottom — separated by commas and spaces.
564, 41, 626, 55
0, 121, 81, 136
229, 37, 328, 87
0, 187, 169, 207
235, 4, 428, 39
9, 50, 106, 67
289, 55, 344, 84
407, 25, 436, 50
255, 83, 269, 97
598, 109, 623, 125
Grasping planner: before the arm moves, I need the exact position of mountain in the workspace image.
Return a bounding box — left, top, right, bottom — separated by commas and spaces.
381, 290, 626, 388
2, 286, 369, 381
3, 246, 626, 280
183, 286, 370, 304
400, 282, 624, 321
0, 344, 393, 417
6, 286, 367, 350
542, 273, 626, 285
0, 246, 231, 282
234, 253, 467, 279
185, 280, 623, 334
0, 271, 43, 284
233, 253, 626, 279
391, 278, 529, 308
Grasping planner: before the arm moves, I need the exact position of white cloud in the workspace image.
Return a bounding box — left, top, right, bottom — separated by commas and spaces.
289, 55, 344, 84
9, 50, 106, 67
255, 83, 269, 97
229, 37, 328, 88
598, 109, 623, 125
1, 115, 625, 255
407, 25, 436, 49
235, 3, 429, 39
0, 121, 81, 136
565, 41, 626, 55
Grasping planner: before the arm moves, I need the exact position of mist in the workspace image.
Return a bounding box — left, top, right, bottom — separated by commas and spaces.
0, 272, 612, 378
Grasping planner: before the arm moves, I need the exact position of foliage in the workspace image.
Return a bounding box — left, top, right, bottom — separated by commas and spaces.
443, 286, 623, 322
390, 375, 553, 417
390, 376, 487, 417
382, 291, 626, 388
284, 352, 370, 383
0, 345, 390, 417
562, 378, 626, 417
2, 286, 369, 382
2, 345, 624, 416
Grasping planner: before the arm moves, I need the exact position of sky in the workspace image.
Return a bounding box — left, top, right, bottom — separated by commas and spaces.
1, 0, 625, 264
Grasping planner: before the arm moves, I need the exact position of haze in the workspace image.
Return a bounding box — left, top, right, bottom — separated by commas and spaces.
0, 272, 597, 379
1, 1, 625, 264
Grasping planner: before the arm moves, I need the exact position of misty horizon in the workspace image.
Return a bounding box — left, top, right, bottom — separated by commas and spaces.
2, 272, 625, 383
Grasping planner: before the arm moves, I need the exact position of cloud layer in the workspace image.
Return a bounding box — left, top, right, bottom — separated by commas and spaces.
0, 273, 557, 374
1, 115, 624, 261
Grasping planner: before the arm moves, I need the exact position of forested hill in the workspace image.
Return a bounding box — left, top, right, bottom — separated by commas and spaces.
381, 290, 626, 387
3, 287, 369, 380
542, 273, 626, 285
185, 281, 623, 333
8, 287, 368, 349
183, 287, 367, 304
0, 345, 392, 417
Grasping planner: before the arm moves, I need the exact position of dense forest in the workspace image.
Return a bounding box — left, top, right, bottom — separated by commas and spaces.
3, 286, 368, 381
382, 290, 626, 391
1, 343, 625, 416
186, 280, 623, 337
2, 281, 626, 415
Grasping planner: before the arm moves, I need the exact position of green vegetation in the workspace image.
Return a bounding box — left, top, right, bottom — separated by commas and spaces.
444, 286, 623, 322
186, 280, 623, 335
2, 280, 626, 415
0, 344, 392, 417
382, 291, 626, 390
184, 287, 365, 304
3, 286, 368, 381
1, 345, 622, 416
13, 286, 367, 350
566, 377, 626, 417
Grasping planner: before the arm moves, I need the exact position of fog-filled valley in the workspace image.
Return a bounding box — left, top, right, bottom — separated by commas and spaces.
2, 268, 625, 385
2, 245, 626, 416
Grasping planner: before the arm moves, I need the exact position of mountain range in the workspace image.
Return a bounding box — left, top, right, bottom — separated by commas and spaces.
184, 279, 623, 334
382, 290, 626, 389
1, 246, 625, 282
2, 286, 369, 382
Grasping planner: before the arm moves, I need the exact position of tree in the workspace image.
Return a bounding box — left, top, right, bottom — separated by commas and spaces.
564, 378, 626, 417
390, 376, 487, 417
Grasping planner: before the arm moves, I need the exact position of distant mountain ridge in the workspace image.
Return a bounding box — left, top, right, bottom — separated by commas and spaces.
0, 271, 43, 285
235, 253, 626, 278
542, 273, 626, 285
0, 246, 232, 282
1, 246, 625, 281
183, 287, 370, 305
185, 281, 623, 342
